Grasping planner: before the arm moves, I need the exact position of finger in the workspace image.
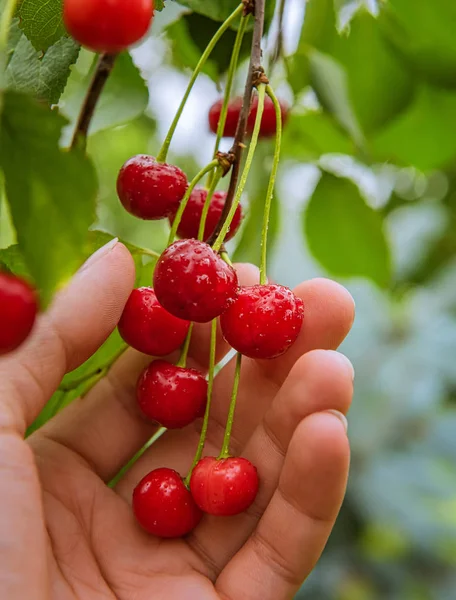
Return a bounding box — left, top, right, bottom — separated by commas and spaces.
114, 279, 354, 498
185, 350, 354, 577
36, 264, 260, 482
0, 241, 135, 435
216, 412, 350, 600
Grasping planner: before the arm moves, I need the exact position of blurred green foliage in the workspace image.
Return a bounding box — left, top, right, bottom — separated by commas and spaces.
2, 0, 456, 598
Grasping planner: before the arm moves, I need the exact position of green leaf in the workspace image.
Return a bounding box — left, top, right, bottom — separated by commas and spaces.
304, 172, 391, 287
60, 52, 149, 142
0, 244, 30, 278
6, 33, 79, 104
0, 92, 98, 306
372, 85, 456, 172
296, 1, 414, 134
176, 0, 241, 21
282, 110, 353, 161
379, 0, 456, 89
308, 49, 365, 149
155, 0, 165, 10
16, 0, 66, 52
167, 12, 251, 80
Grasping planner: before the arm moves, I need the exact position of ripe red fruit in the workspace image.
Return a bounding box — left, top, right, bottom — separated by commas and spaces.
133, 468, 203, 538
118, 287, 190, 356
63, 0, 154, 53
0, 272, 38, 356
208, 96, 289, 138
169, 188, 243, 242
220, 284, 304, 360
137, 360, 207, 429
117, 155, 188, 220
208, 97, 243, 138
153, 239, 239, 323
190, 456, 259, 517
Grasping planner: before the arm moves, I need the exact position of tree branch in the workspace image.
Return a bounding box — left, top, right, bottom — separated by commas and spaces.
207, 0, 267, 246
70, 53, 117, 150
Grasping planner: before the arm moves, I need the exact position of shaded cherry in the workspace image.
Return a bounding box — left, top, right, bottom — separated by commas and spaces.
118, 287, 190, 356
208, 97, 244, 138
117, 155, 188, 220
133, 468, 203, 538
0, 272, 38, 356
64, 0, 153, 54
208, 96, 289, 138
153, 239, 238, 323
190, 456, 259, 517
220, 284, 304, 360
247, 94, 289, 137
169, 188, 243, 242
137, 360, 207, 429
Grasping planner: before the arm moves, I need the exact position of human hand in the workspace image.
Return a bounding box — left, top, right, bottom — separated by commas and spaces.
0, 240, 354, 600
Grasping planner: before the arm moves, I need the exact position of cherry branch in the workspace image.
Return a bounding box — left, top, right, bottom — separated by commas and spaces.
207, 0, 267, 246
70, 52, 117, 150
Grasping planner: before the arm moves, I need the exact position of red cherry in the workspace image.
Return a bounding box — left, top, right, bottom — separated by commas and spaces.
0, 272, 38, 356
220, 284, 304, 360
117, 155, 188, 220
137, 360, 207, 429
118, 287, 190, 356
247, 95, 289, 138
63, 0, 154, 53
169, 188, 243, 242
208, 97, 243, 137
133, 468, 203, 538
153, 239, 238, 323
190, 456, 259, 517
208, 96, 289, 138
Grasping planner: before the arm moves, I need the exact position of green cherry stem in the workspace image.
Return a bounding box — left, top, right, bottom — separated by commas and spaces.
184, 318, 218, 487
167, 159, 219, 246
156, 3, 244, 163
260, 85, 283, 285
176, 322, 194, 368
207, 13, 251, 188
212, 83, 267, 252
198, 167, 223, 241
218, 352, 243, 459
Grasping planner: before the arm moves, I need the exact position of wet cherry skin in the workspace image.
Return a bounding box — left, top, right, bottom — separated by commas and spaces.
153, 239, 239, 323
64, 0, 154, 53
169, 188, 243, 242
190, 456, 259, 517
136, 360, 207, 429
0, 272, 38, 355
118, 287, 190, 356
220, 284, 304, 360
117, 155, 188, 220
133, 468, 203, 538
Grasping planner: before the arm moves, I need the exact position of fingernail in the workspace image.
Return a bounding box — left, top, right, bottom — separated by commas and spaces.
333, 351, 355, 381
326, 409, 348, 433
80, 238, 118, 273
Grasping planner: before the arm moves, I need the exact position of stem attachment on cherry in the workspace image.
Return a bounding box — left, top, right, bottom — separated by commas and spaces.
212, 83, 267, 252
260, 85, 283, 285
219, 352, 243, 459
167, 159, 219, 246
157, 3, 244, 164
184, 318, 218, 487
71, 53, 117, 151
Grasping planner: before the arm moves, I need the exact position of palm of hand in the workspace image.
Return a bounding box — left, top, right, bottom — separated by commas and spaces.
0, 243, 354, 600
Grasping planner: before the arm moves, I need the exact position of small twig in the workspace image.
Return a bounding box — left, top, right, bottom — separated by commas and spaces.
207, 0, 267, 247
70, 53, 117, 150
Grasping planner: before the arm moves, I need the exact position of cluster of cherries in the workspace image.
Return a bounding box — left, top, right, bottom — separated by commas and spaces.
116, 94, 301, 537
1, 0, 305, 539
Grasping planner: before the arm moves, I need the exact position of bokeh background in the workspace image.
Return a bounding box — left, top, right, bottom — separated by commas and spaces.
3, 0, 456, 597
